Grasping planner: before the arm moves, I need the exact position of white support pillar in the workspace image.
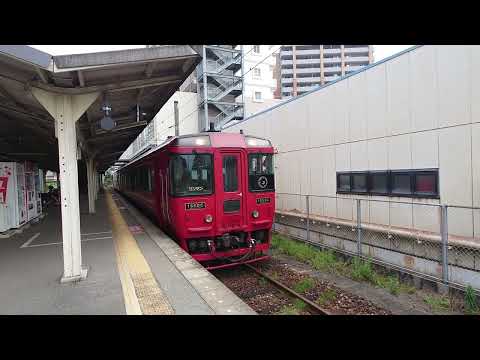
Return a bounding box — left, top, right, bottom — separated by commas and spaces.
86, 157, 96, 214
32, 88, 99, 283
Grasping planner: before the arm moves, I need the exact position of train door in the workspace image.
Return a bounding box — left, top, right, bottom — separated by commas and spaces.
156, 155, 169, 229
216, 150, 247, 232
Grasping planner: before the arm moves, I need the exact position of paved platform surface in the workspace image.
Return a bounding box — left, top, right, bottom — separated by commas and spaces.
112, 192, 255, 315
0, 190, 255, 315
0, 195, 125, 314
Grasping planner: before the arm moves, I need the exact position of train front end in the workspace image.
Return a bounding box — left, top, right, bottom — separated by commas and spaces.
168, 132, 275, 270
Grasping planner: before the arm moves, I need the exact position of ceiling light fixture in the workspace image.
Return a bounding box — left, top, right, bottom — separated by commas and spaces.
100, 94, 115, 131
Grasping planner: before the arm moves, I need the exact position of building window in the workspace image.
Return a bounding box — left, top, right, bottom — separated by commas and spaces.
254, 91, 262, 101
253, 45, 260, 54
253, 68, 261, 78
336, 169, 439, 198
391, 172, 412, 196
369, 171, 389, 195
351, 172, 368, 193
414, 171, 438, 197
337, 173, 351, 193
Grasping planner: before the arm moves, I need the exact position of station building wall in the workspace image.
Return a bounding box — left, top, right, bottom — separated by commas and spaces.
225, 45, 480, 238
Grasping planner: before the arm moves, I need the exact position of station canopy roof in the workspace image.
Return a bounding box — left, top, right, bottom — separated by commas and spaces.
0, 45, 202, 172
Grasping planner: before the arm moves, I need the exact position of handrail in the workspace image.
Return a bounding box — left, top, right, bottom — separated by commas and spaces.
275, 192, 442, 208
276, 209, 480, 251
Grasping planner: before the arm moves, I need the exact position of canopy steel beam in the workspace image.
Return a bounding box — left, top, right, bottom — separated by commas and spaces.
29, 74, 183, 95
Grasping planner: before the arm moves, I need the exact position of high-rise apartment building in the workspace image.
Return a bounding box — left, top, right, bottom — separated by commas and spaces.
279, 45, 374, 98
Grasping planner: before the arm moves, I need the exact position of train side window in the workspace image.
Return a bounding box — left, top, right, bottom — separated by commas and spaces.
149, 168, 154, 192
223, 156, 238, 192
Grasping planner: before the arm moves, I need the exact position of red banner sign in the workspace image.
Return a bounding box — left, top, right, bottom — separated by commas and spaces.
0, 176, 8, 204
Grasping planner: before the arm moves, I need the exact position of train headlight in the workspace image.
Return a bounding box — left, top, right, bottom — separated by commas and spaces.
205, 214, 213, 223
252, 210, 259, 218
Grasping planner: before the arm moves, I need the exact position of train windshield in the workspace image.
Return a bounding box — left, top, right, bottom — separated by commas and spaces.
170, 154, 213, 196
248, 153, 275, 192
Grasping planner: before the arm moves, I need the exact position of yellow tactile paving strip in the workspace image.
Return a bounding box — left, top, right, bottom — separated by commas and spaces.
106, 191, 174, 315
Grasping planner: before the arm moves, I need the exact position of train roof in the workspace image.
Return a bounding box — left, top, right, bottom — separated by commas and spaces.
113, 131, 272, 172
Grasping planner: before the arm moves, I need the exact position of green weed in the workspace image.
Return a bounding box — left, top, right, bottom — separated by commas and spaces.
272, 234, 342, 273
276, 299, 308, 315
464, 285, 479, 314
349, 257, 376, 283
293, 299, 307, 311
293, 278, 316, 294
272, 234, 416, 296
317, 289, 337, 306
276, 305, 300, 315
424, 295, 451, 312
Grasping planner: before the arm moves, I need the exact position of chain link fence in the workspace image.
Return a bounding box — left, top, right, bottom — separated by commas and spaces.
445, 205, 480, 291
274, 192, 480, 292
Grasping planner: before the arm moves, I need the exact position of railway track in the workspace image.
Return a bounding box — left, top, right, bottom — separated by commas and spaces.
212, 261, 333, 315
243, 264, 332, 315
212, 257, 391, 315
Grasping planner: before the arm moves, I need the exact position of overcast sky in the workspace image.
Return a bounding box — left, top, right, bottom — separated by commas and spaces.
30, 45, 414, 62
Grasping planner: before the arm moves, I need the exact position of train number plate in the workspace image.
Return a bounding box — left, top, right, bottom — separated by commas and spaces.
256, 197, 271, 204
185, 202, 206, 210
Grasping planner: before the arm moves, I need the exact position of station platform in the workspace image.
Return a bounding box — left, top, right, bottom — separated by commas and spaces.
0, 190, 255, 315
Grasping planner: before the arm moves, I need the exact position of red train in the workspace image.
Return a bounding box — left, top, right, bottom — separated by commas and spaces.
113, 130, 275, 270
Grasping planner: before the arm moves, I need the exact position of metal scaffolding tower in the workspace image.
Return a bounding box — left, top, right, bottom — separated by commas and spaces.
196, 45, 244, 131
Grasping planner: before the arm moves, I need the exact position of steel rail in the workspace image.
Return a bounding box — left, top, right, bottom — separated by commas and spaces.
243, 264, 333, 315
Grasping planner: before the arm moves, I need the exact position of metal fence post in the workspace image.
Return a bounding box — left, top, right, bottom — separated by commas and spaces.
357, 199, 362, 256
441, 205, 449, 284
306, 195, 310, 242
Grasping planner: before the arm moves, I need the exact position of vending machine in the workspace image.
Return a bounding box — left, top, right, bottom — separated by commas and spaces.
24, 161, 36, 221
0, 163, 14, 232
34, 165, 43, 218
14, 162, 27, 228
0, 162, 27, 232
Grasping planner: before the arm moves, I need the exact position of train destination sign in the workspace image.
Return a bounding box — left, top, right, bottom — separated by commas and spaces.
185, 202, 206, 210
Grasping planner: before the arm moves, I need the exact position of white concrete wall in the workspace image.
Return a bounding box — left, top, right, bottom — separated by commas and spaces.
226, 45, 480, 238
244, 98, 284, 118
121, 91, 199, 160
153, 91, 199, 139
